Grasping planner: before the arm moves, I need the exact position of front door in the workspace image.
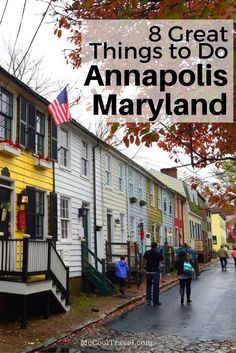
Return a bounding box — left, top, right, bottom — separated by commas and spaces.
82, 208, 89, 259
107, 213, 113, 262
0, 187, 11, 238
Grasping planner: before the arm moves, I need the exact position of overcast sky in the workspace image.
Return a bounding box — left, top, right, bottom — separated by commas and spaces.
0, 0, 214, 178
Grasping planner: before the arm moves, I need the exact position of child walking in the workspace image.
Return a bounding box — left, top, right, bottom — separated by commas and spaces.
115, 256, 129, 296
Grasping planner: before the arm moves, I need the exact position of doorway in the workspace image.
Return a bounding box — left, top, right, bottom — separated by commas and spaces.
0, 186, 11, 238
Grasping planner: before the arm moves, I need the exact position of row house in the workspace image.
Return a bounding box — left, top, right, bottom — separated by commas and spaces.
151, 168, 212, 260
147, 179, 162, 247
211, 209, 226, 251
150, 169, 186, 247
55, 121, 103, 281
0, 66, 69, 327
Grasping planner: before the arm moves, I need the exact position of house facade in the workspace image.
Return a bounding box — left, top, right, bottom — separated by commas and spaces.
211, 210, 226, 251
0, 66, 56, 242
150, 169, 185, 247
0, 66, 69, 327
55, 121, 104, 278
147, 179, 162, 246
101, 147, 128, 259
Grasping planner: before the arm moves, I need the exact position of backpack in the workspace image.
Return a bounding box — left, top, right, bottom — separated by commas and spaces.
183, 261, 194, 276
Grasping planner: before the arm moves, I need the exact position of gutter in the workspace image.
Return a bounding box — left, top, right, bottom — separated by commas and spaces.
93, 140, 100, 259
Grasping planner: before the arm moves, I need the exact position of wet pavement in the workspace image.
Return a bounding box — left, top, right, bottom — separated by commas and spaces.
38, 260, 236, 353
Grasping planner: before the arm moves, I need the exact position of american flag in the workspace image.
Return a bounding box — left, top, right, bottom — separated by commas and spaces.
48, 87, 72, 126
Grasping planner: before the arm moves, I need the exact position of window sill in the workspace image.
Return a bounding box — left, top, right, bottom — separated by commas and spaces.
59, 240, 72, 245
34, 158, 52, 169
59, 164, 71, 172
0, 142, 21, 157
80, 174, 90, 181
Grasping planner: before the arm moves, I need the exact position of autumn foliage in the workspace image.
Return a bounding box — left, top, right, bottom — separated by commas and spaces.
51, 0, 236, 208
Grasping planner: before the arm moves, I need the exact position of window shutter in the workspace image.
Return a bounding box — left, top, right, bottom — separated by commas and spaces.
27, 103, 36, 152
50, 192, 58, 241
19, 96, 27, 147
26, 187, 36, 238
50, 118, 58, 161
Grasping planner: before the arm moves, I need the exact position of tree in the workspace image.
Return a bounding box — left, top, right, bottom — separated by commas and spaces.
50, 0, 236, 207
185, 160, 236, 209
0, 41, 79, 103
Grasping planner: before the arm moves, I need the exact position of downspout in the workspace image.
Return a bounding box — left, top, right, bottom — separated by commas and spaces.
93, 140, 100, 258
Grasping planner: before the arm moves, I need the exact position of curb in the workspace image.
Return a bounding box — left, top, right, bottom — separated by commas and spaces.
21, 260, 215, 353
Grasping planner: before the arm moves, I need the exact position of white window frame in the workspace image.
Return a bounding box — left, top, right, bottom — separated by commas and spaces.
129, 169, 134, 196
130, 216, 135, 239
81, 140, 89, 177
163, 194, 167, 212
118, 163, 125, 193
157, 187, 162, 209
105, 154, 112, 187
169, 196, 172, 215
59, 128, 70, 169
150, 182, 154, 207
138, 175, 143, 200
60, 196, 71, 241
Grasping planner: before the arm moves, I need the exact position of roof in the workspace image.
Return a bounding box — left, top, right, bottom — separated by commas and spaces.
149, 169, 186, 199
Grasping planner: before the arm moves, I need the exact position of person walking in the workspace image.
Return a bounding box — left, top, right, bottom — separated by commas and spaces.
175, 251, 194, 304
186, 245, 199, 278
143, 242, 163, 306
231, 246, 236, 269
115, 256, 129, 296
218, 245, 228, 271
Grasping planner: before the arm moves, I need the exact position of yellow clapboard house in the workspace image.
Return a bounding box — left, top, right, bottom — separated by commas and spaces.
0, 66, 69, 327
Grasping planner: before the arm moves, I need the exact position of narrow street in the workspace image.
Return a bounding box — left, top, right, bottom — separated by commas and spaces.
40, 260, 236, 353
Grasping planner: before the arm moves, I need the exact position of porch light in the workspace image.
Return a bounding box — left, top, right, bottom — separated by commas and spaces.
78, 207, 86, 218
17, 190, 28, 205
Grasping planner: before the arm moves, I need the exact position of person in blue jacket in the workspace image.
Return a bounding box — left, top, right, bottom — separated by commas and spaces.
115, 256, 129, 296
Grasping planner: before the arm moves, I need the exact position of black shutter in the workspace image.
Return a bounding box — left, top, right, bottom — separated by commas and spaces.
50, 192, 58, 241
26, 187, 36, 238
27, 103, 36, 153
19, 96, 27, 147
51, 118, 58, 161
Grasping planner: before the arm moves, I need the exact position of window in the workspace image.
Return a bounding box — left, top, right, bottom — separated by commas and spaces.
128, 169, 134, 196
120, 213, 125, 242
179, 199, 182, 219
105, 154, 112, 187
157, 187, 161, 209
164, 227, 168, 243
60, 197, 70, 240
150, 182, 154, 207
35, 111, 45, 155
0, 87, 13, 139
138, 175, 143, 200
35, 191, 44, 239
59, 128, 69, 168
81, 141, 89, 176
169, 197, 172, 214
130, 216, 135, 238
119, 163, 125, 192
212, 235, 217, 244
163, 194, 167, 212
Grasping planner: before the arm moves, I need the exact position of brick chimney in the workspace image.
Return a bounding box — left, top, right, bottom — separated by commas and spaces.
160, 167, 178, 179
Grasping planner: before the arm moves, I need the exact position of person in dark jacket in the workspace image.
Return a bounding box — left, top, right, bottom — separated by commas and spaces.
143, 242, 163, 306
175, 251, 193, 305
115, 256, 129, 296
